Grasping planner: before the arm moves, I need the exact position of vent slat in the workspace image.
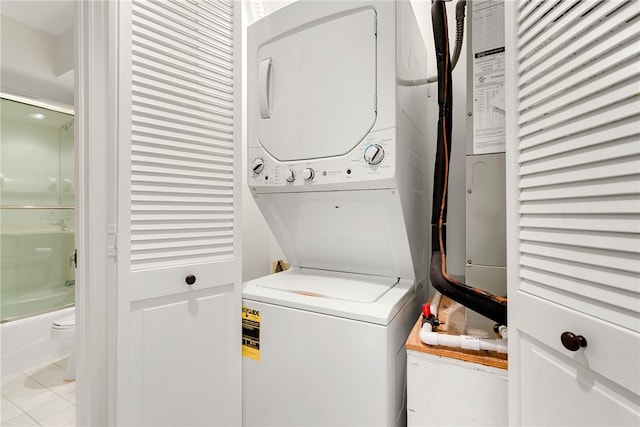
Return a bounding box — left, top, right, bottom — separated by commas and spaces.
519, 267, 638, 312
518, 155, 640, 188
519, 25, 639, 105
520, 195, 639, 215
131, 146, 234, 168
519, 228, 638, 254
520, 137, 639, 174
520, 175, 639, 201
134, 0, 232, 50
132, 88, 233, 121
518, 99, 638, 150
520, 255, 639, 297
519, 58, 640, 125
518, 0, 584, 47
518, 0, 564, 37
520, 214, 640, 235
520, 240, 640, 275
517, 1, 632, 72
129, 0, 236, 271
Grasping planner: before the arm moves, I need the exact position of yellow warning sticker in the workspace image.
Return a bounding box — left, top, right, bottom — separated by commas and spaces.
242, 306, 260, 361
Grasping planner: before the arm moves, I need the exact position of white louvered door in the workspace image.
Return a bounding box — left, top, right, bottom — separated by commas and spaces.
505, 1, 640, 425
115, 1, 241, 425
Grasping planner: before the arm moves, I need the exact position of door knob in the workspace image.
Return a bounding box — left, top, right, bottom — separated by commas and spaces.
185, 275, 196, 285
561, 331, 587, 351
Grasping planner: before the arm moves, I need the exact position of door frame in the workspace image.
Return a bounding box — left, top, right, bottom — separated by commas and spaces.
504, 1, 521, 423
75, 0, 118, 424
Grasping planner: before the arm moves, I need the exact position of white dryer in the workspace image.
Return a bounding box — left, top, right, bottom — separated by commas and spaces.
244, 1, 432, 426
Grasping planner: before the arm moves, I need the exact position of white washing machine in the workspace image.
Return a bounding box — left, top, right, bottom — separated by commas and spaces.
244, 1, 432, 426
243, 269, 419, 426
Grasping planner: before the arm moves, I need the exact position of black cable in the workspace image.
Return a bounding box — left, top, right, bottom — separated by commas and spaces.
429, 0, 507, 326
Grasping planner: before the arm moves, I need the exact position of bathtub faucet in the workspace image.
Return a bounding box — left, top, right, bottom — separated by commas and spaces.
53, 218, 70, 232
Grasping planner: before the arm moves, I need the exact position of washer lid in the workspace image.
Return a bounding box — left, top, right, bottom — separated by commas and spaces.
256, 8, 377, 161
243, 269, 416, 325
255, 269, 397, 303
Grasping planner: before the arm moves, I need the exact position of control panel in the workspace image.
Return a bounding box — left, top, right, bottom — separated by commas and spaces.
248, 128, 396, 192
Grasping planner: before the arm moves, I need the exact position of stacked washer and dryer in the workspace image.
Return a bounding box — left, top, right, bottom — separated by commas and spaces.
243, 1, 432, 425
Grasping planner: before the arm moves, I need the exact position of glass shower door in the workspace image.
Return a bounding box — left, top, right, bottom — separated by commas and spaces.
0, 97, 75, 322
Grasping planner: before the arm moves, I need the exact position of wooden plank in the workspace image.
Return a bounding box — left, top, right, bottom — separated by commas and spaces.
405, 298, 508, 370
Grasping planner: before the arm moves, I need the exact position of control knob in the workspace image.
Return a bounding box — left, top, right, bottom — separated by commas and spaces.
364, 144, 384, 165
285, 169, 296, 183
252, 158, 265, 175
303, 168, 315, 181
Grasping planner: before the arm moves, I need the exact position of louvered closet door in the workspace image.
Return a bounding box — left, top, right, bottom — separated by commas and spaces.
115, 1, 241, 425
505, 1, 640, 425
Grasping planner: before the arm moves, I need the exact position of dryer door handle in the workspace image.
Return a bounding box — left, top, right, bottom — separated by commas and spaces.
259, 58, 272, 119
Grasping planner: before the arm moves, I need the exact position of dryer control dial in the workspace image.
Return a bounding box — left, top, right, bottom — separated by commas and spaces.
364, 144, 384, 165
285, 169, 296, 183
303, 168, 315, 181
252, 158, 265, 175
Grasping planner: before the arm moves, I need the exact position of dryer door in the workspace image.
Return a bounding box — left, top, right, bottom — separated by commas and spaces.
256, 9, 377, 162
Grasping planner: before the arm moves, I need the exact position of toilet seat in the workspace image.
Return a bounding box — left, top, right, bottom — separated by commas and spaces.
52, 312, 75, 330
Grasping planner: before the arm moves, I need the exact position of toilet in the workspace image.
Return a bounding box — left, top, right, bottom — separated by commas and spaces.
50, 310, 76, 381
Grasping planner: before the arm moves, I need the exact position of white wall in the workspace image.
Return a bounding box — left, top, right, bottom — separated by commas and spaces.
241, 1, 289, 282
0, 14, 74, 106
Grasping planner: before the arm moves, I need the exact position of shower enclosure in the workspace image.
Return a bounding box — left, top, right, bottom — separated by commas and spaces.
1, 96, 75, 323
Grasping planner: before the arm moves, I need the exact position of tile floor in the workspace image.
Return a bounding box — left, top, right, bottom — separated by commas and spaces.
1, 356, 75, 427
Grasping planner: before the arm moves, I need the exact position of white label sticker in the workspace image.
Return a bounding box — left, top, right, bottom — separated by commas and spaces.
472, 0, 506, 155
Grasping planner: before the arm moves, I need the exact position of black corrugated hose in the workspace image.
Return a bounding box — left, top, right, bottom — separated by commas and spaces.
429, 0, 508, 326
451, 0, 466, 70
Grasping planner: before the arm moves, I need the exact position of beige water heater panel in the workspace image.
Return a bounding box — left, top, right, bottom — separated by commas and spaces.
465, 153, 506, 298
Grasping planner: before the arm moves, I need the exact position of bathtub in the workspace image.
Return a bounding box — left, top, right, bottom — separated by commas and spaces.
1, 306, 75, 375
1, 226, 75, 318
1, 225, 76, 375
